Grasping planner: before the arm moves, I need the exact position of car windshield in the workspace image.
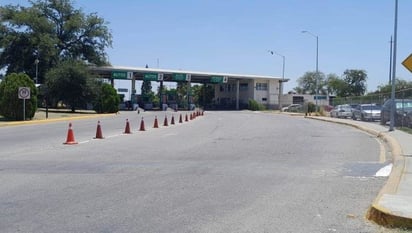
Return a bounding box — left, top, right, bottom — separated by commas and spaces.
362, 105, 381, 111
340, 106, 351, 111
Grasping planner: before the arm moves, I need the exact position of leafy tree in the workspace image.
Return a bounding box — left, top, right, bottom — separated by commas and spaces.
326, 73, 347, 97
342, 69, 367, 96
45, 59, 93, 112
141, 80, 153, 103
192, 84, 214, 107
93, 83, 119, 113
375, 79, 412, 98
0, 0, 112, 83
295, 71, 326, 95
176, 82, 189, 108
0, 73, 37, 120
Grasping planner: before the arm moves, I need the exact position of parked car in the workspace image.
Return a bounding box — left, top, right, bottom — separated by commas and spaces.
405, 111, 412, 128
380, 99, 412, 126
352, 104, 381, 121
282, 104, 302, 112
330, 104, 352, 118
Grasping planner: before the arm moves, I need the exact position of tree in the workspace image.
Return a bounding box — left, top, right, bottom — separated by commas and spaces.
0, 0, 112, 83
295, 71, 326, 95
342, 69, 367, 96
326, 73, 348, 97
93, 83, 119, 113
0, 73, 38, 120
45, 59, 93, 112
375, 79, 412, 98
176, 82, 189, 108
141, 80, 154, 104
192, 84, 214, 108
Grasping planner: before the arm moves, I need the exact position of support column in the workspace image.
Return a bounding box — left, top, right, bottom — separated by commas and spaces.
236, 79, 240, 110
187, 80, 191, 110
131, 75, 136, 104
278, 80, 283, 110
159, 80, 164, 110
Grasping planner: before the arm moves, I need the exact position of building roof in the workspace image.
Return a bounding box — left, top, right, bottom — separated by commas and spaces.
89, 65, 289, 84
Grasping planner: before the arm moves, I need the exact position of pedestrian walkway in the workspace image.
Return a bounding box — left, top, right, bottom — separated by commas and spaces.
306, 115, 412, 228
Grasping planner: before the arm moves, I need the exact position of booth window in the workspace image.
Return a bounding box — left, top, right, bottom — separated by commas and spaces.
240, 83, 248, 91
256, 83, 268, 91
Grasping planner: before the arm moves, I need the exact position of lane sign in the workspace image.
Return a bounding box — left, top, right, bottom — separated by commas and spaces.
112, 71, 133, 79
143, 73, 163, 81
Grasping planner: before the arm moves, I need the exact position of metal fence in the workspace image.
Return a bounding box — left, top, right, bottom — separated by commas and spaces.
329, 88, 412, 129
331, 88, 412, 107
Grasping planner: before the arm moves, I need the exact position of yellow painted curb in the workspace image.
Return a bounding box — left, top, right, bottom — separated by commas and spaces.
0, 113, 116, 127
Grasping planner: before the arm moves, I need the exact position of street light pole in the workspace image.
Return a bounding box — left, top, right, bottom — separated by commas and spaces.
35, 58, 39, 85
302, 30, 319, 112
268, 50, 285, 80
34, 49, 39, 85
268, 50, 286, 109
389, 0, 398, 132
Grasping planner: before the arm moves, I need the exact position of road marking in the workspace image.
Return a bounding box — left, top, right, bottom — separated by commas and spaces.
374, 137, 386, 163
375, 163, 393, 177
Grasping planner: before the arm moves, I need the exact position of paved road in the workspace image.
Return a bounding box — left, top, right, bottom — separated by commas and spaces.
0, 111, 406, 232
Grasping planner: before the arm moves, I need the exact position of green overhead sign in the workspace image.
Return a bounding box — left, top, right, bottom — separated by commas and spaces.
172, 73, 191, 82
210, 76, 224, 83
143, 73, 159, 81
172, 73, 188, 81
112, 71, 132, 80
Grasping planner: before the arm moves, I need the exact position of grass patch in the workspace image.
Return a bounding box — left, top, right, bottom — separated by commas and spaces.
398, 127, 412, 134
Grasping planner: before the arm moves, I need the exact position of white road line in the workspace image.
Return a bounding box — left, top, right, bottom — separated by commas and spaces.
375, 163, 393, 177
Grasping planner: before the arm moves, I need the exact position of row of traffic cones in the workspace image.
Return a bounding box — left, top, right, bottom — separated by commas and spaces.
63, 111, 204, 145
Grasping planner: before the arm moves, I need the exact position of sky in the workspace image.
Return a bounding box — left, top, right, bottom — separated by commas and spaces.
3, 0, 412, 94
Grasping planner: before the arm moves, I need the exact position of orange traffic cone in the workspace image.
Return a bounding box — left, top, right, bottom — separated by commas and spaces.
185, 114, 189, 122
124, 119, 132, 134
153, 116, 159, 128
63, 122, 78, 145
179, 114, 183, 123
139, 117, 146, 131
171, 115, 175, 125
94, 121, 104, 139
163, 115, 168, 127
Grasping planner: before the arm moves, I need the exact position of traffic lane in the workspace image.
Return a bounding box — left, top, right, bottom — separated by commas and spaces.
0, 111, 396, 232
0, 110, 190, 158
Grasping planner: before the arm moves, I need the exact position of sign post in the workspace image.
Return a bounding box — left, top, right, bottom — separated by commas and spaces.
18, 87, 30, 121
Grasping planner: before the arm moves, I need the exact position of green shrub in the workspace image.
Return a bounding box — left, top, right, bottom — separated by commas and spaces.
248, 99, 266, 111
93, 83, 120, 113
0, 73, 37, 120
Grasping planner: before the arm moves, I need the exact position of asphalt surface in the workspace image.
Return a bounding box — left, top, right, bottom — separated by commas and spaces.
306, 114, 412, 230
0, 110, 406, 232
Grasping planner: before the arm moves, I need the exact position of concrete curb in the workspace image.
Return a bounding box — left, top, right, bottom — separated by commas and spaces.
0, 113, 116, 127
304, 116, 411, 228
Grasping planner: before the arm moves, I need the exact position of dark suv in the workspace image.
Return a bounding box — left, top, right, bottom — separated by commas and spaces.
380, 99, 412, 126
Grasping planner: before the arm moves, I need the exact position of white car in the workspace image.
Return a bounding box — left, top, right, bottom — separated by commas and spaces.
330, 105, 352, 118
282, 104, 302, 112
